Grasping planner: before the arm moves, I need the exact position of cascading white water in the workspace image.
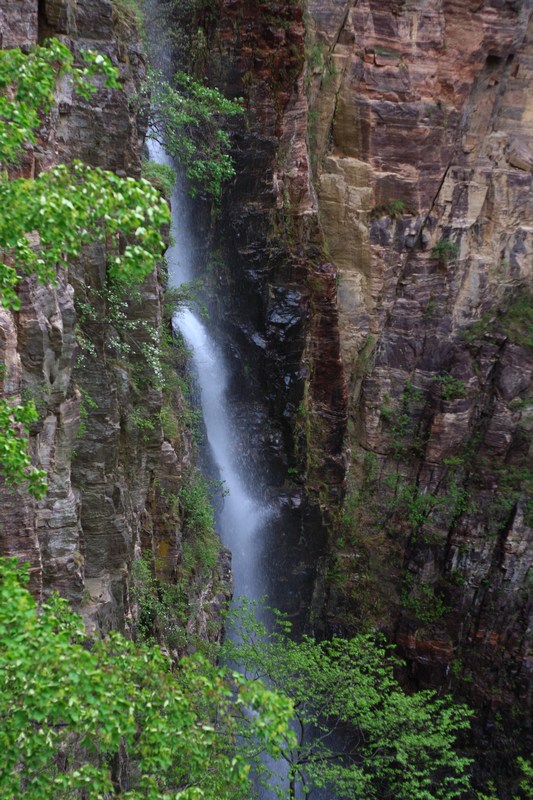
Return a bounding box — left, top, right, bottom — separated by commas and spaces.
147, 137, 270, 602
148, 129, 307, 800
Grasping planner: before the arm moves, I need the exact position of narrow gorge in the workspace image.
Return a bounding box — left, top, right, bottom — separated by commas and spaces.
0, 0, 531, 797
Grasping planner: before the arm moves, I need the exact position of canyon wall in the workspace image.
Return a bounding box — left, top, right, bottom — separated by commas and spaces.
0, 0, 229, 642
309, 0, 533, 716
202, 0, 532, 773
199, 0, 347, 618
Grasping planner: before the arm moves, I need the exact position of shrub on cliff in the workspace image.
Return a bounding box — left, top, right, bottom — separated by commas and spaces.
0, 39, 170, 308
148, 69, 243, 200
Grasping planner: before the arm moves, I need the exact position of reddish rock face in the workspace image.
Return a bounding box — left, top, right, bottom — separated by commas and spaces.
307, 0, 533, 756
205, 0, 347, 502
204, 0, 533, 768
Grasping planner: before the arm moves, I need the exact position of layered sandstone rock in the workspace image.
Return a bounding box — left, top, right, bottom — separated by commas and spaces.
305, 0, 532, 709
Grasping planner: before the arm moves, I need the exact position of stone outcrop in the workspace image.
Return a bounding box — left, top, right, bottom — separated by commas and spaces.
0, 0, 37, 49
0, 0, 229, 640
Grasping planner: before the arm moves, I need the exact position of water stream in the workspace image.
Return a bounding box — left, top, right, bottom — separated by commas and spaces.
147, 131, 302, 798
147, 138, 271, 605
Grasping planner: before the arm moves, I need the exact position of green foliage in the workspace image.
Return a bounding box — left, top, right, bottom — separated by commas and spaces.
223, 601, 473, 800
380, 381, 427, 460
0, 161, 169, 311
374, 46, 401, 58
385, 474, 441, 534
0, 38, 119, 166
305, 20, 330, 92
76, 280, 165, 390
131, 554, 191, 650
20, 383, 49, 422
431, 239, 459, 263
75, 277, 206, 452
112, 0, 144, 34
180, 467, 215, 539
307, 40, 326, 72
488, 463, 533, 527
461, 312, 492, 344
462, 289, 532, 348
436, 373, 468, 401
500, 291, 533, 348
142, 159, 177, 199
0, 39, 168, 311
330, 445, 476, 629
131, 406, 157, 435
76, 387, 98, 439
158, 335, 203, 443
148, 70, 243, 199
142, 0, 220, 76
516, 758, 533, 799
474, 758, 533, 800
88, 279, 205, 447
180, 468, 220, 574
131, 475, 225, 653
0, 558, 293, 799
401, 575, 450, 625
371, 199, 409, 219
382, 472, 474, 543
0, 399, 47, 497
387, 198, 408, 216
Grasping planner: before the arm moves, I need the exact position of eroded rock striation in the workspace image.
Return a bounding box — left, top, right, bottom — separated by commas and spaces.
308, 0, 533, 724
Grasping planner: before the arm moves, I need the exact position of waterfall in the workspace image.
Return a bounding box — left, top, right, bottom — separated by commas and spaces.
147, 133, 296, 800
147, 138, 271, 604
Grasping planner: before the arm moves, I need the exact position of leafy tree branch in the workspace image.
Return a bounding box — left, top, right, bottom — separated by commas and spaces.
147, 69, 243, 199
0, 558, 293, 799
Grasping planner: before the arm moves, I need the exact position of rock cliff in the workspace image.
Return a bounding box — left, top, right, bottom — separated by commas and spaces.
200, 0, 532, 777
308, 0, 533, 722
0, 0, 229, 642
